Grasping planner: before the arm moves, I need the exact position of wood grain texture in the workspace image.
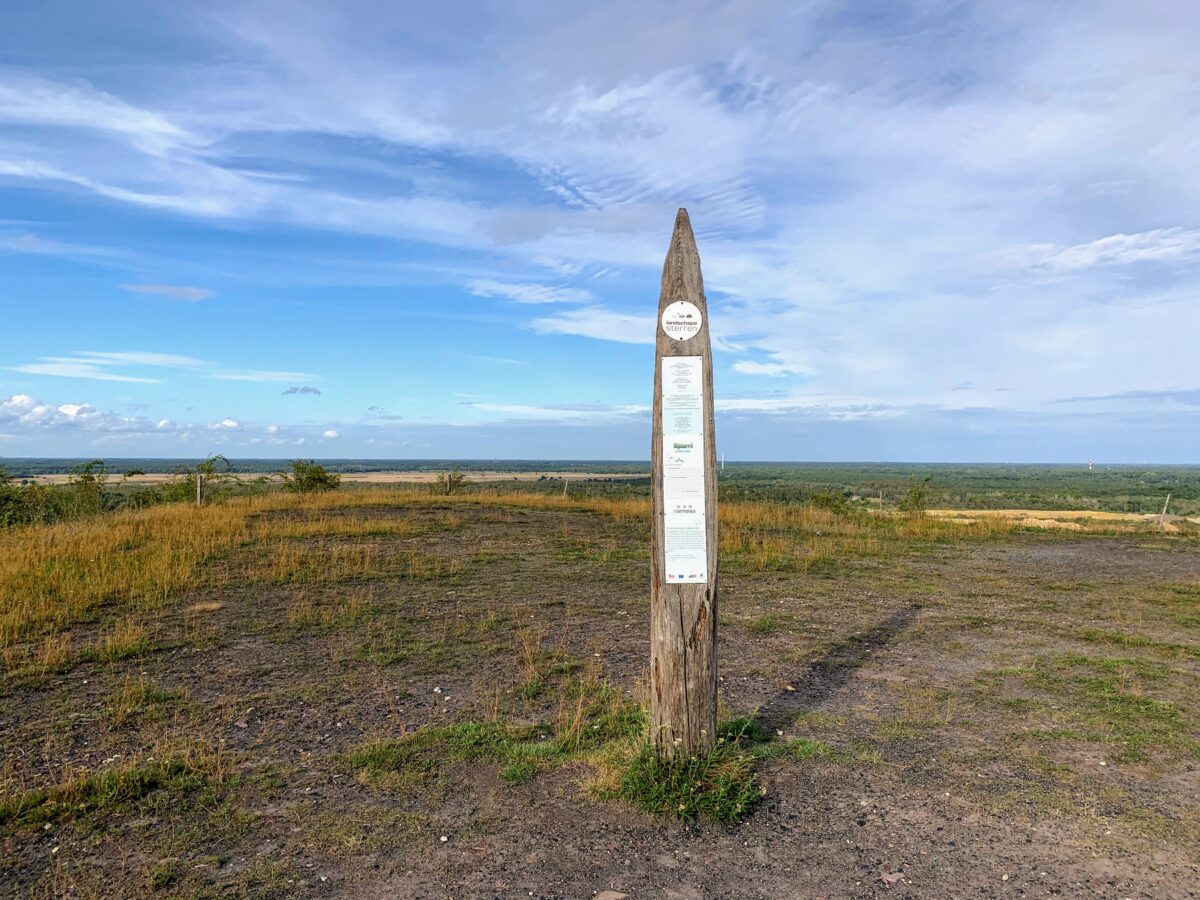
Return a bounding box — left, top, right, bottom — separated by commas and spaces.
650, 208, 719, 758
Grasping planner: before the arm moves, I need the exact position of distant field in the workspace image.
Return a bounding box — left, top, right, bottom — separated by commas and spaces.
3, 458, 1198, 514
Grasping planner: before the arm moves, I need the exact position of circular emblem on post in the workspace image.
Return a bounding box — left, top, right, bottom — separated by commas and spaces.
661, 300, 703, 341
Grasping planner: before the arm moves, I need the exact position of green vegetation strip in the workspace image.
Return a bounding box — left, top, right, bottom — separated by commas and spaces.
346, 684, 863, 825
0, 759, 207, 830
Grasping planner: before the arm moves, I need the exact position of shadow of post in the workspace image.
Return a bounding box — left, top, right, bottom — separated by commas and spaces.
754, 605, 920, 734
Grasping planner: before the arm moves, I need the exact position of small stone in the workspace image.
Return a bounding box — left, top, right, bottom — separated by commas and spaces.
440, 835, 448, 843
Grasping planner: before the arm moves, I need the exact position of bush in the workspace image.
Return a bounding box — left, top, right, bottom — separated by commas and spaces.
809, 491, 852, 515
66, 460, 109, 516
281, 460, 340, 493
898, 476, 932, 517
430, 467, 467, 496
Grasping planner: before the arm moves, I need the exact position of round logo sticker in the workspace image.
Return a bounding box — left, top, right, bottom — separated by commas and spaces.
661, 301, 703, 341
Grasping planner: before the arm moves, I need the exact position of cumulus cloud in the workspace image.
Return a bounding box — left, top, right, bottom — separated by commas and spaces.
0, 392, 177, 438
322, 429, 339, 438
282, 385, 322, 395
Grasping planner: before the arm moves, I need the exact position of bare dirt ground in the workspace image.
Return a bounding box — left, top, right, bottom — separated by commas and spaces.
2, 501, 1198, 898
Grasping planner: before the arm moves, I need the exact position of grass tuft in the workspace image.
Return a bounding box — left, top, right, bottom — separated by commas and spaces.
0, 757, 208, 831
615, 735, 763, 825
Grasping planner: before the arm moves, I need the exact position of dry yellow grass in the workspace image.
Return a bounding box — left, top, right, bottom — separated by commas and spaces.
0, 501, 254, 647
927, 508, 1176, 530
1, 486, 1187, 654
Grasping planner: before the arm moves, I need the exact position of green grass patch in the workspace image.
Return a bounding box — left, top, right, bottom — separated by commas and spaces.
745, 612, 796, 635
0, 759, 207, 831
992, 654, 1197, 762
346, 678, 647, 791
1075, 628, 1200, 661
106, 674, 176, 726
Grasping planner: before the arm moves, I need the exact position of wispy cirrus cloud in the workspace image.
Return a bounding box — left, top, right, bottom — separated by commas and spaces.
466, 279, 594, 304
0, 72, 193, 155
732, 360, 795, 378
9, 351, 316, 385
460, 400, 646, 421
10, 358, 163, 383
531, 307, 654, 345
213, 371, 315, 383
121, 283, 214, 302
994, 228, 1200, 274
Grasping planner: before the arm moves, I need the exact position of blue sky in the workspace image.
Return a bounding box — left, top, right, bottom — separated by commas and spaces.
1, 0, 1198, 462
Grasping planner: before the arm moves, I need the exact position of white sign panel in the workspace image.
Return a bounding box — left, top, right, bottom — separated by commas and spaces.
661, 301, 703, 342
661, 356, 708, 584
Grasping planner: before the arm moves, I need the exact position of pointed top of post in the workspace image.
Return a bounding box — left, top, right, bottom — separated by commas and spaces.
660, 207, 705, 305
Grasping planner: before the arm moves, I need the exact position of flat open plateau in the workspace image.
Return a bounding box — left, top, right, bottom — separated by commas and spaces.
1, 492, 1198, 898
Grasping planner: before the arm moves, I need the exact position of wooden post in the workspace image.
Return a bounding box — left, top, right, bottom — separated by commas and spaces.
1160, 492, 1171, 530
196, 473, 203, 508
650, 209, 719, 759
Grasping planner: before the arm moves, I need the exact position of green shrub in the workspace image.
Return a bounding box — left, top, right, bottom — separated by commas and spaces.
281, 460, 340, 493
898, 476, 932, 517
430, 466, 467, 496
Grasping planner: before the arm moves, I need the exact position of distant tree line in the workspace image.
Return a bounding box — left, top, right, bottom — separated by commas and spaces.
0, 458, 342, 528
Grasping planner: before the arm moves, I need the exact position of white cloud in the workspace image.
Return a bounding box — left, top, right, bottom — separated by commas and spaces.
212, 418, 240, 431
0, 73, 193, 155
214, 371, 316, 383
322, 429, 339, 438
9, 350, 315, 385
732, 360, 793, 378
996, 228, 1200, 273
467, 279, 593, 304
460, 401, 645, 421
0, 392, 182, 437
531, 306, 655, 345
10, 358, 161, 383
121, 283, 214, 302
76, 351, 208, 368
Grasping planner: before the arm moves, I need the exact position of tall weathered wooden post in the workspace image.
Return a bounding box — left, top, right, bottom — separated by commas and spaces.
650, 209, 718, 758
